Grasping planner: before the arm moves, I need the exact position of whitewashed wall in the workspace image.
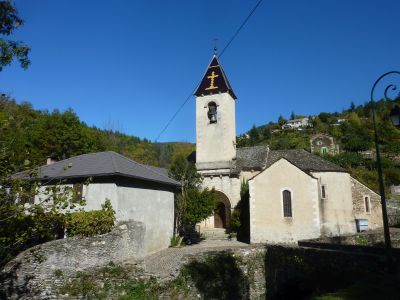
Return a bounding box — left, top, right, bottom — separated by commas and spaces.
36, 179, 175, 255
311, 172, 356, 236
116, 184, 174, 254
196, 93, 236, 166
249, 159, 320, 243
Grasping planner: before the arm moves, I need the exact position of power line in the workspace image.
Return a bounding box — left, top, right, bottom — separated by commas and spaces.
219, 0, 264, 58
154, 88, 197, 143
154, 0, 264, 142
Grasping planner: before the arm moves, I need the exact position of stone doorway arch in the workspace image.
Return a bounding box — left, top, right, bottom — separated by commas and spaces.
214, 191, 231, 229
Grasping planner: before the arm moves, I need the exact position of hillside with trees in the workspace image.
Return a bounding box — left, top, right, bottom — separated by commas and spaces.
0, 94, 194, 174
237, 99, 400, 196
2, 94, 400, 196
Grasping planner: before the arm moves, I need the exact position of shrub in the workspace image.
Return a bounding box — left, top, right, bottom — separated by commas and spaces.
230, 209, 241, 233
65, 199, 115, 237
0, 207, 65, 267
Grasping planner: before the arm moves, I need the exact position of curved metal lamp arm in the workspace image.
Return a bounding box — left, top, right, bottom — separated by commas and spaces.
370, 71, 400, 102
369, 70, 400, 271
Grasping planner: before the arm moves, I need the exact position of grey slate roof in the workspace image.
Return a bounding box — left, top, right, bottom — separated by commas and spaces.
16, 151, 179, 186
265, 149, 345, 173
236, 146, 268, 171
235, 147, 345, 174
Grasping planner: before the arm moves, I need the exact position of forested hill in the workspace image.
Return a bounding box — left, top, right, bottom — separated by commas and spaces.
1, 94, 400, 196
237, 98, 400, 195
0, 95, 194, 173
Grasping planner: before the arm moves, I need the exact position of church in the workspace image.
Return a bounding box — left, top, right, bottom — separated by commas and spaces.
194, 54, 383, 243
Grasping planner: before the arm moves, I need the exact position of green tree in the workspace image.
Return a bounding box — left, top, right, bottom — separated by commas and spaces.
261, 125, 271, 140
312, 116, 326, 133
248, 125, 260, 146
278, 115, 287, 127
0, 0, 30, 71
181, 189, 216, 227
350, 101, 356, 112
29, 109, 91, 162
169, 155, 216, 240
341, 113, 373, 152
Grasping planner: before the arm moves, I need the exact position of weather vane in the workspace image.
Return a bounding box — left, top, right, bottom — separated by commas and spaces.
212, 38, 218, 56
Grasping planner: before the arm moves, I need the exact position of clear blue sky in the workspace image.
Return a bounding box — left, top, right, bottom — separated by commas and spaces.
1, 0, 400, 142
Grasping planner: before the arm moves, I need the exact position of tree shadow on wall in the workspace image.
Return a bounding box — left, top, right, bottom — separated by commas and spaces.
182, 252, 250, 300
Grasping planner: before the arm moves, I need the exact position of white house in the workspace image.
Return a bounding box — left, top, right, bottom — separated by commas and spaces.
282, 117, 310, 129
19, 151, 179, 255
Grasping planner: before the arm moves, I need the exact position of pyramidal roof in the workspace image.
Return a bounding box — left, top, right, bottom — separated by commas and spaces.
13, 151, 180, 187
194, 55, 237, 99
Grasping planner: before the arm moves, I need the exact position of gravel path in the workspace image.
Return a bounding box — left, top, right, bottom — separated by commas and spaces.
140, 240, 250, 281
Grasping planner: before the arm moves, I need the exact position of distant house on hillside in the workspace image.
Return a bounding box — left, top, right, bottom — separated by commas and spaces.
15, 151, 179, 255
310, 134, 339, 155
282, 117, 310, 129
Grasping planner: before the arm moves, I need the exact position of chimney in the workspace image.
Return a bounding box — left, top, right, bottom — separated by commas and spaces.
46, 153, 58, 165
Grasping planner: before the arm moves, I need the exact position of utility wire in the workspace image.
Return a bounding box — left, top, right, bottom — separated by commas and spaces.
154, 88, 197, 143
154, 0, 264, 142
219, 0, 264, 58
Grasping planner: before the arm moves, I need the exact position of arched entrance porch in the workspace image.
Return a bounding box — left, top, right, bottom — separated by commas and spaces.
213, 191, 231, 229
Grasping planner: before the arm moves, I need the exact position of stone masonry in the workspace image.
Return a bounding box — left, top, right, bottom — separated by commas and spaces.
0, 221, 145, 299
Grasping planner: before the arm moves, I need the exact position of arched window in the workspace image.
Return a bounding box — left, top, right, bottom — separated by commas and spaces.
282, 190, 292, 217
207, 102, 217, 123
364, 196, 371, 213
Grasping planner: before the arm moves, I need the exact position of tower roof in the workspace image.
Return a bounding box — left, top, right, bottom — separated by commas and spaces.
194, 55, 237, 99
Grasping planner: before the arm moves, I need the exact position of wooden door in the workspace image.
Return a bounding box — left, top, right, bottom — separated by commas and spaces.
214, 202, 226, 228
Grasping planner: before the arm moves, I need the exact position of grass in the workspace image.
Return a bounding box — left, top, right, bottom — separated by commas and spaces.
57, 261, 192, 300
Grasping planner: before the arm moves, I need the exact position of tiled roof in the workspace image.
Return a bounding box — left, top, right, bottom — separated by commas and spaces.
235, 146, 268, 171
234, 147, 345, 173
265, 149, 346, 173
15, 151, 179, 186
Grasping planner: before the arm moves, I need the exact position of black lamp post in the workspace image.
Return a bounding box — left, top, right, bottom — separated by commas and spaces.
370, 71, 400, 269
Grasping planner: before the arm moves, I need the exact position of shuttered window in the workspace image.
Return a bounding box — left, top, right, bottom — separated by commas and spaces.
283, 190, 292, 218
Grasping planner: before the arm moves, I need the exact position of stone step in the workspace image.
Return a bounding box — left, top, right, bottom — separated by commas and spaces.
201, 228, 230, 240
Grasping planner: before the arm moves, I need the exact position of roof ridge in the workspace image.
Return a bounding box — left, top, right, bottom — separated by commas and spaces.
237, 145, 266, 150
112, 152, 173, 181
109, 152, 119, 173
41, 151, 113, 168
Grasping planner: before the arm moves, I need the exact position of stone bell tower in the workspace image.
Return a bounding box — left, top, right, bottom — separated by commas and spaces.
194, 55, 237, 173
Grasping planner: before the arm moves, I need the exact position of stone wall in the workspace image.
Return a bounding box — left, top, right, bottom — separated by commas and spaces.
388, 199, 400, 226
199, 174, 241, 229
172, 248, 267, 299
351, 177, 383, 230
0, 221, 145, 299
264, 245, 399, 299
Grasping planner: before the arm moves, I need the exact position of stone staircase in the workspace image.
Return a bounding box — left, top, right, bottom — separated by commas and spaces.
200, 228, 231, 240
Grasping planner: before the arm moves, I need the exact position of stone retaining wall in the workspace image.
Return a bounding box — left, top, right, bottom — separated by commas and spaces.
264, 245, 398, 299
388, 199, 400, 226
0, 221, 145, 299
